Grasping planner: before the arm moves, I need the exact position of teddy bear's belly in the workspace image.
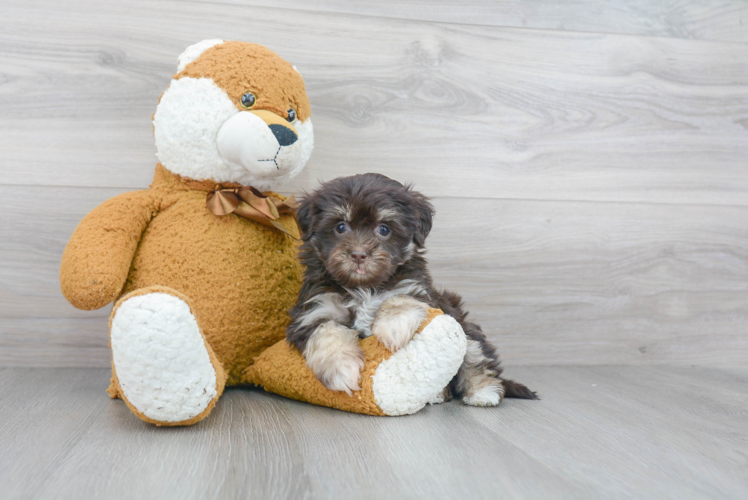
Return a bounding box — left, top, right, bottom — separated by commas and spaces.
121, 197, 303, 385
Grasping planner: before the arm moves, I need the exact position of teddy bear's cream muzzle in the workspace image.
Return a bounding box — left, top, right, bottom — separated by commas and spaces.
217, 109, 304, 176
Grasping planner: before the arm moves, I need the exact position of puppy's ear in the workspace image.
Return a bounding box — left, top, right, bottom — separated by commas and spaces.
296, 195, 318, 241
410, 191, 434, 247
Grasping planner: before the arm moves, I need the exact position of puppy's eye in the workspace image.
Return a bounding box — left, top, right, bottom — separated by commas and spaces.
287, 108, 297, 123
240, 92, 256, 109
335, 222, 348, 234
377, 224, 390, 237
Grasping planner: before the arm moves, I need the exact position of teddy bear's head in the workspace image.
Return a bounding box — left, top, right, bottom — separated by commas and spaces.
153, 40, 313, 191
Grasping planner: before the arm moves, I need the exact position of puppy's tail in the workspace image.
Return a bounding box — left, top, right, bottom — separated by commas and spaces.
502, 378, 539, 400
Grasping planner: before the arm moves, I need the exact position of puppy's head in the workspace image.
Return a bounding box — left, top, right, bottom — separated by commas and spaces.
298, 173, 434, 288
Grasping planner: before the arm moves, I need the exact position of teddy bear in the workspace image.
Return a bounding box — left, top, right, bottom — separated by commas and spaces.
60, 40, 467, 426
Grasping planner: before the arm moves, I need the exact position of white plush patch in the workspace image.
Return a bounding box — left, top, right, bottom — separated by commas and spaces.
372, 314, 467, 416
154, 77, 240, 182
463, 384, 504, 407
304, 321, 365, 395
216, 111, 286, 175
110, 293, 218, 423
177, 39, 224, 72
154, 77, 314, 191
216, 114, 312, 188
371, 296, 429, 352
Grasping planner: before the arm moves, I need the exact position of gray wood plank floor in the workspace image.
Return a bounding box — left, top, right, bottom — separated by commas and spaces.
1, 366, 746, 499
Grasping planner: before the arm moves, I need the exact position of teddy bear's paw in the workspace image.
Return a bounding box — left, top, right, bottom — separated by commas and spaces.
304, 321, 365, 396
110, 292, 221, 424
372, 314, 467, 416
371, 295, 430, 352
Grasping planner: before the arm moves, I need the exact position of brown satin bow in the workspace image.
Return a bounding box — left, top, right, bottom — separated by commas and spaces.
206, 186, 300, 239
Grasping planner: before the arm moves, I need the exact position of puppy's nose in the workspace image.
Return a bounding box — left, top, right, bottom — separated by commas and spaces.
350, 251, 368, 265
269, 124, 298, 146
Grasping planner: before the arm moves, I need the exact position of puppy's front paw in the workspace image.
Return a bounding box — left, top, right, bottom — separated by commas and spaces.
372, 296, 429, 352
304, 321, 365, 395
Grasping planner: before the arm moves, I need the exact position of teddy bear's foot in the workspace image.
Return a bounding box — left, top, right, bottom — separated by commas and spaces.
109, 287, 226, 426
370, 313, 467, 415
245, 308, 467, 416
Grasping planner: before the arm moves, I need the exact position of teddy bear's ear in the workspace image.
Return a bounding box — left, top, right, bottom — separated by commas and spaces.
409, 190, 435, 248
176, 39, 225, 72
296, 194, 318, 241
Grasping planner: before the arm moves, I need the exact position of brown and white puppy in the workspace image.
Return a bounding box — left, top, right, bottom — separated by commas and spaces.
287, 173, 537, 405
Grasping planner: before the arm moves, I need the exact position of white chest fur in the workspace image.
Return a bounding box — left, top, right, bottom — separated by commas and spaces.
347, 280, 426, 337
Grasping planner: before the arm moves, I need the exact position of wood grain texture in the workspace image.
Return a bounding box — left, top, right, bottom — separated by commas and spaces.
0, 366, 746, 499
1, 0, 747, 205
2, 185, 747, 368
205, 0, 748, 43
0, 186, 122, 367
2, 4, 746, 498
1, 1, 746, 368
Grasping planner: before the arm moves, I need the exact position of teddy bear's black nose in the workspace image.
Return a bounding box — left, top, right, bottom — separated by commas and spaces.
269, 124, 298, 147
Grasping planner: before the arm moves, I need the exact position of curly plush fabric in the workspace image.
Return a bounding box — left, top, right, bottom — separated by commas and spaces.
107, 285, 227, 427
62, 165, 304, 386
178, 41, 311, 123
59, 41, 467, 425
245, 308, 459, 416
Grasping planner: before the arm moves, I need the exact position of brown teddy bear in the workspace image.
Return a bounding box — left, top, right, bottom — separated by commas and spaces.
60, 40, 467, 426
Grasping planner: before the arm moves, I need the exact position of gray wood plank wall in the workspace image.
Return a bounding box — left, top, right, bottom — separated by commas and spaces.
1, 0, 746, 368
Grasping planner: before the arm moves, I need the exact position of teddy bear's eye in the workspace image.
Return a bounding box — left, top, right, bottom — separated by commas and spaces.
286, 108, 296, 123
240, 92, 256, 109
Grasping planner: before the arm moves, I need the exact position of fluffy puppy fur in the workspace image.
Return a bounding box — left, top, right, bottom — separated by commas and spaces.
287, 173, 537, 405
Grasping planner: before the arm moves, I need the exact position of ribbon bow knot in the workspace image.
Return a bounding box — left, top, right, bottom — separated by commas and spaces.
206, 186, 300, 239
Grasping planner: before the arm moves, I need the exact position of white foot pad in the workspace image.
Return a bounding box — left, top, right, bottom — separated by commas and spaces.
372, 314, 467, 416
111, 292, 218, 423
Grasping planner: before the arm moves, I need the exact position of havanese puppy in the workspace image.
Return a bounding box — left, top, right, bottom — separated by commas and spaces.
287, 173, 537, 406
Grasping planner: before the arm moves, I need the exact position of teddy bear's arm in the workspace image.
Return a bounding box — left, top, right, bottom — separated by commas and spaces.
60, 190, 157, 310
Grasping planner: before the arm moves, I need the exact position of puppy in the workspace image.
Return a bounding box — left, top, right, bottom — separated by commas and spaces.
287, 173, 537, 406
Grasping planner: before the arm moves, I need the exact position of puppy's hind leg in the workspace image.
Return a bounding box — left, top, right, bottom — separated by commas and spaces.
427, 387, 453, 405
457, 339, 507, 407
455, 335, 538, 406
